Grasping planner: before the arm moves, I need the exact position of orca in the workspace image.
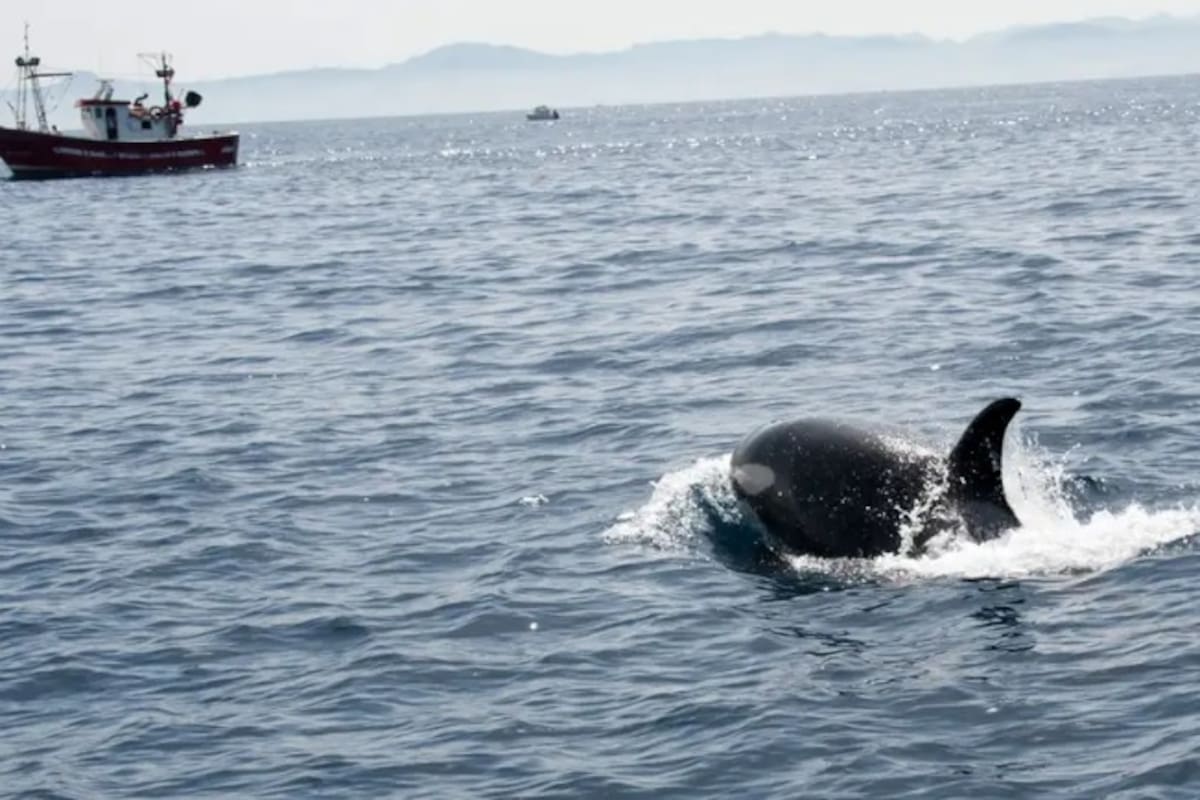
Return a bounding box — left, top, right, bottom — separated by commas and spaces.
730, 398, 1022, 558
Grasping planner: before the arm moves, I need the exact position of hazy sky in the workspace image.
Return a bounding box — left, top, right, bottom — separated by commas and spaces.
5, 1, 1200, 80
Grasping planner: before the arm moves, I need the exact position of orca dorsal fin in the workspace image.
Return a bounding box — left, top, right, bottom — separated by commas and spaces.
946, 398, 1022, 533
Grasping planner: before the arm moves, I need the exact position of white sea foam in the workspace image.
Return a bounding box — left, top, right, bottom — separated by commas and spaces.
604, 455, 737, 550
607, 437, 1200, 581
870, 433, 1200, 580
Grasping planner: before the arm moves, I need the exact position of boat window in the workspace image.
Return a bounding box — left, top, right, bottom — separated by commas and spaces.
94, 108, 102, 118
142, 120, 152, 130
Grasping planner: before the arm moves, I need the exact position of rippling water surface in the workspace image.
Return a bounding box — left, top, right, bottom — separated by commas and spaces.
5, 75, 1200, 798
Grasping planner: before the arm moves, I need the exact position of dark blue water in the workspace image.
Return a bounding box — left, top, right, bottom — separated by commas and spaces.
5, 74, 1200, 798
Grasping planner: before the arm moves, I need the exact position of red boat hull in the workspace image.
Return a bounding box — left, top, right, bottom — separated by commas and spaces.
0, 126, 238, 180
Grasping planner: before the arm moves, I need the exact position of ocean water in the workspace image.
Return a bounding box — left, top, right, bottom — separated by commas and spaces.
4, 74, 1200, 798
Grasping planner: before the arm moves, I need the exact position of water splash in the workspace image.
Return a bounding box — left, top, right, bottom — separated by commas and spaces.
604, 455, 738, 550
875, 433, 1200, 580
607, 436, 1200, 581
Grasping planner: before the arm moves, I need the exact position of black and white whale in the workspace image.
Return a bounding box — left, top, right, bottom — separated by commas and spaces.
730, 398, 1023, 558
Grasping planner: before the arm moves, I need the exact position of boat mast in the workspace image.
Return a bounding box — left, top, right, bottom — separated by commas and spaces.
147, 51, 175, 106
10, 24, 71, 132
139, 50, 179, 136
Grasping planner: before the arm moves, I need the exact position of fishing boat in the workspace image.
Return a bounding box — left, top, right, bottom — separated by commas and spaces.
0, 26, 238, 180
526, 105, 560, 122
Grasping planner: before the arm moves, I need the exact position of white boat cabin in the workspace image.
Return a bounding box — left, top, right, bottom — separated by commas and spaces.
76, 80, 184, 142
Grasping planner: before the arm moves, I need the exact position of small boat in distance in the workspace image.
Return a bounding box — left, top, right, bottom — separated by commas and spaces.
526, 105, 560, 122
0, 26, 238, 180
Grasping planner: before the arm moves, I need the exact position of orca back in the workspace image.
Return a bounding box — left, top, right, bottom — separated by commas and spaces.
732, 420, 937, 557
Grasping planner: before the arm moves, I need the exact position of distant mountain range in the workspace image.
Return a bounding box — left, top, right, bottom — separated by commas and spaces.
9, 15, 1200, 127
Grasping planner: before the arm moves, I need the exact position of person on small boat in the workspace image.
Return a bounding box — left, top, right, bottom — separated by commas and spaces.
130, 93, 149, 118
